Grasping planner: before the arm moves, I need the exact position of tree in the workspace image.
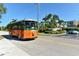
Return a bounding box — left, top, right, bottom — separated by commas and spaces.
6, 19, 17, 29
41, 14, 61, 30
50, 15, 60, 28
41, 13, 65, 32
53, 15, 59, 20
0, 4, 6, 30
0, 4, 6, 19
10, 19, 17, 24
42, 13, 52, 21
41, 13, 53, 31
58, 20, 64, 24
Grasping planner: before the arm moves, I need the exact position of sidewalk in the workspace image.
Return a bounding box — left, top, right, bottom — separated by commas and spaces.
0, 31, 29, 56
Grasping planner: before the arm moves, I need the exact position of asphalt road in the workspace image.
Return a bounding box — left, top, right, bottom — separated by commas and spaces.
2, 33, 79, 56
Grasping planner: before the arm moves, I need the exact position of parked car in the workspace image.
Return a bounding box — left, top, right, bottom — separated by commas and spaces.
67, 30, 79, 34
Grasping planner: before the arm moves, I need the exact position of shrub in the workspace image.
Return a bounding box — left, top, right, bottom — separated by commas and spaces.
64, 27, 79, 31
44, 30, 65, 34
51, 30, 65, 34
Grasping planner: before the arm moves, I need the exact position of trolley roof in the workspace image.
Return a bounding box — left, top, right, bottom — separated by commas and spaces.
10, 19, 37, 23
18, 19, 37, 22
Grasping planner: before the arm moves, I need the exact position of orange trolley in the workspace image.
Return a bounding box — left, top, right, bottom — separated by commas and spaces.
8, 20, 38, 40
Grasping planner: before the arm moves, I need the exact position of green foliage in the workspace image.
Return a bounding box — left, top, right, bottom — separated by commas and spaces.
42, 13, 52, 21
39, 13, 65, 34
40, 14, 62, 31
0, 26, 6, 31
6, 19, 17, 29
10, 19, 17, 24
58, 20, 64, 24
51, 31, 65, 34
50, 18, 57, 28
64, 27, 79, 31
52, 15, 59, 20
44, 30, 65, 34
0, 3, 6, 19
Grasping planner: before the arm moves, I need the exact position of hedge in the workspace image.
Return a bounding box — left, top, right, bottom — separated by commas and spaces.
64, 27, 79, 31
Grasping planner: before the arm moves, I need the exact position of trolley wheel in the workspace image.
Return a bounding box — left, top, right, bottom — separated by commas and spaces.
18, 35, 22, 40
18, 35, 20, 39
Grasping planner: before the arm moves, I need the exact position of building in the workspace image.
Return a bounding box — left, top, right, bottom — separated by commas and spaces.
73, 20, 79, 27
66, 20, 79, 27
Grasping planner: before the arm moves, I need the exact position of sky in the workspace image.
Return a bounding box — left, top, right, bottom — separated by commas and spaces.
1, 3, 79, 26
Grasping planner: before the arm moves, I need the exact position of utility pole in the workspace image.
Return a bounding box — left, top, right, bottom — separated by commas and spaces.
37, 3, 39, 22
36, 3, 40, 29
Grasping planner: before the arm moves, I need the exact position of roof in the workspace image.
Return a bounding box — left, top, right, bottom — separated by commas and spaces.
9, 19, 37, 25
16, 19, 38, 23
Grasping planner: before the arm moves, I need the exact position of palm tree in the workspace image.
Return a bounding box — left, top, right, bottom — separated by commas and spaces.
42, 14, 52, 30
42, 13, 52, 21
50, 15, 59, 28
53, 15, 59, 20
